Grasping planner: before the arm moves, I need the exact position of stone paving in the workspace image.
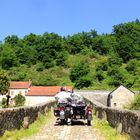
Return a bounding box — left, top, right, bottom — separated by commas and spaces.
22, 113, 105, 140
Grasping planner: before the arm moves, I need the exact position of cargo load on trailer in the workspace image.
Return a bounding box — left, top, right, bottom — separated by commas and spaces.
54, 87, 92, 125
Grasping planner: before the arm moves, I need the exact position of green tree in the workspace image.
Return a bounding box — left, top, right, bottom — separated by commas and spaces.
108, 56, 123, 66
23, 33, 40, 46
0, 46, 19, 69
70, 61, 90, 82
4, 35, 19, 46
107, 66, 128, 87
56, 51, 68, 66
96, 60, 108, 71
113, 21, 140, 62
0, 70, 10, 95
36, 32, 64, 68
75, 76, 92, 89
96, 70, 104, 82
126, 59, 139, 74
70, 61, 91, 89
65, 33, 87, 54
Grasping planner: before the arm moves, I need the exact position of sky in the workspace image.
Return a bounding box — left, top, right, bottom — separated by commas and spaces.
0, 0, 140, 41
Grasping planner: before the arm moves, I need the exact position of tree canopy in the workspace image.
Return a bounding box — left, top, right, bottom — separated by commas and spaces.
0, 20, 140, 89
0, 69, 10, 94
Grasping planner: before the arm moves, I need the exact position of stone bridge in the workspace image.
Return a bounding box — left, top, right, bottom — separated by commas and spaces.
0, 93, 140, 140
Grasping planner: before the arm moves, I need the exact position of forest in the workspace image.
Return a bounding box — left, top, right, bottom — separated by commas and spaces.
0, 20, 140, 90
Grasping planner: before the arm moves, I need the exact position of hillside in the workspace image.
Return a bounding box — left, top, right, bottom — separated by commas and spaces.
0, 20, 140, 90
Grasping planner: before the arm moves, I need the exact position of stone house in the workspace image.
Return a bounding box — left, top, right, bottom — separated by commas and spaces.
25, 86, 72, 106
107, 85, 135, 108
9, 81, 72, 106
9, 80, 32, 98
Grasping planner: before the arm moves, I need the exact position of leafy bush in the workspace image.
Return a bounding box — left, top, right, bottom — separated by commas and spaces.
18, 72, 26, 80
14, 94, 25, 107
107, 66, 126, 87
70, 61, 90, 82
70, 60, 91, 89
36, 62, 45, 71
128, 94, 140, 110
96, 62, 108, 71
126, 59, 139, 74
75, 76, 92, 89
108, 56, 123, 66
2, 98, 7, 108
96, 71, 104, 82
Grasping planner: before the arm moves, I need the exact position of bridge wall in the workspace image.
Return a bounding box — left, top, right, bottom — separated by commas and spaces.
0, 100, 56, 136
83, 96, 140, 140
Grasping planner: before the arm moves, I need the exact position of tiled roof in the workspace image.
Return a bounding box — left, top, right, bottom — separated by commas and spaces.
26, 86, 72, 96
10, 80, 32, 89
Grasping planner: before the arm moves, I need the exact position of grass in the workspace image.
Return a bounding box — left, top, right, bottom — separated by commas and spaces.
0, 112, 52, 140
93, 116, 130, 140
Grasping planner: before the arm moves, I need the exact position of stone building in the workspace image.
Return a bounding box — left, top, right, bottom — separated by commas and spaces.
9, 80, 72, 106
107, 85, 135, 108
25, 86, 62, 106
9, 80, 32, 98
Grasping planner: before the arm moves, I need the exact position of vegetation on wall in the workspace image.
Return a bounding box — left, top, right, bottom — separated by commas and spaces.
0, 20, 140, 90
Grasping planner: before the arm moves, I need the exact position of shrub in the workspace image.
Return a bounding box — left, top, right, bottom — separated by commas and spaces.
14, 94, 25, 107
128, 94, 140, 110
75, 76, 92, 89
36, 62, 45, 71
96, 71, 104, 82
70, 60, 90, 82
126, 59, 139, 74
2, 98, 7, 108
107, 66, 126, 86
108, 56, 123, 66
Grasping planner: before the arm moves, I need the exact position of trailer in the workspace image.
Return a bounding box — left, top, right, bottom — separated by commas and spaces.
54, 91, 92, 125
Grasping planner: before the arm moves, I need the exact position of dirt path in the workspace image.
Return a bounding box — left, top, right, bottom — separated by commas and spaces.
22, 114, 105, 140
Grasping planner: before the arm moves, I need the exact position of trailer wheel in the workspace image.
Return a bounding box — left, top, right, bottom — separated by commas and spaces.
70, 119, 73, 125
60, 119, 65, 125
87, 120, 91, 126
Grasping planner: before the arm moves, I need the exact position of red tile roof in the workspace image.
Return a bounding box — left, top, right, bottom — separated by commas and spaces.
26, 86, 73, 96
10, 80, 32, 89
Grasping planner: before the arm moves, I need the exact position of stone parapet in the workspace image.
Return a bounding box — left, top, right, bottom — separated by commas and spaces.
0, 100, 56, 136
83, 96, 140, 140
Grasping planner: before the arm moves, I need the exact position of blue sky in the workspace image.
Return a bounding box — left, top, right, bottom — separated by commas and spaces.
0, 0, 140, 41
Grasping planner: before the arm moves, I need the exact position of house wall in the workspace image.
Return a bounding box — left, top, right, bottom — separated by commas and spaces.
25, 96, 55, 106
9, 89, 28, 98
110, 88, 134, 108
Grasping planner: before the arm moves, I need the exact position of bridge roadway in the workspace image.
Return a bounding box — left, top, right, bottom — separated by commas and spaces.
22, 112, 105, 140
